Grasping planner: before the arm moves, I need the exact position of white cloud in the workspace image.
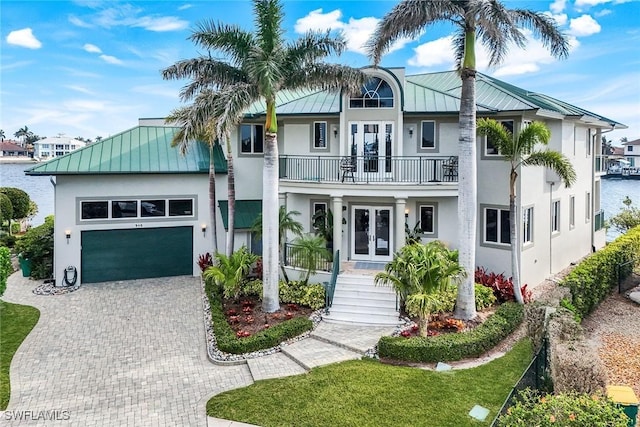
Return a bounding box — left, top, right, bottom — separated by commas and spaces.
544, 12, 568, 26
408, 36, 456, 68
550, 0, 567, 14
569, 15, 601, 37
132, 16, 189, 32
68, 15, 93, 28
6, 28, 42, 49
0, 60, 34, 72
294, 9, 412, 56
99, 54, 123, 65
177, 4, 192, 11
65, 85, 95, 95
595, 9, 613, 17
83, 43, 102, 53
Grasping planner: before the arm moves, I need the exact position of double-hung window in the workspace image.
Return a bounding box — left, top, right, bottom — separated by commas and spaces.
240, 124, 264, 154
313, 122, 327, 150
484, 207, 511, 245
551, 200, 560, 233
523, 207, 533, 245
419, 204, 436, 235
420, 121, 436, 150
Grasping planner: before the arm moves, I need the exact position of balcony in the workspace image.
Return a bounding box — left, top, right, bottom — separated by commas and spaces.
279, 155, 458, 184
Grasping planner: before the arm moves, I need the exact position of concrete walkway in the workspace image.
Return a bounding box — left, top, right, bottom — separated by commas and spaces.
0, 273, 394, 427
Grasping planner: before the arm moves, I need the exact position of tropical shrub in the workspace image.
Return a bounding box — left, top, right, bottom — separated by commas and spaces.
289, 234, 330, 286
378, 302, 524, 362
14, 216, 54, 279
474, 283, 497, 310
376, 242, 465, 336
496, 389, 627, 427
0, 188, 31, 220
279, 280, 325, 310
0, 246, 12, 297
475, 266, 531, 303
560, 224, 640, 319
203, 246, 258, 300
197, 252, 213, 272
608, 196, 640, 233
204, 279, 312, 354
0, 233, 16, 249
0, 194, 13, 225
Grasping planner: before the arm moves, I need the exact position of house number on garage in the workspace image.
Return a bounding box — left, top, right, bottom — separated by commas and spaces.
135, 224, 143, 228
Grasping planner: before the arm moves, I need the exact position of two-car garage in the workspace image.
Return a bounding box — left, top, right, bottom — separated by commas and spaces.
80, 227, 193, 284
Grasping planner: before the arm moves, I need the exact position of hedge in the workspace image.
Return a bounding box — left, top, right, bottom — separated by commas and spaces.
204, 279, 313, 355
560, 225, 640, 320
0, 247, 12, 297
378, 302, 524, 363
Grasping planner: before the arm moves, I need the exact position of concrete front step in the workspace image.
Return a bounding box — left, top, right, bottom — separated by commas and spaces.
280, 337, 362, 370
322, 310, 402, 326
246, 352, 307, 381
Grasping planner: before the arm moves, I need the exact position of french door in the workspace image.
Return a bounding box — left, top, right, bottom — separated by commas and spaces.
351, 206, 393, 261
348, 122, 393, 179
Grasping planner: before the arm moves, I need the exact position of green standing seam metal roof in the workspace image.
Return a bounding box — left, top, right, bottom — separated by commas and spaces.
218, 200, 262, 230
25, 126, 228, 175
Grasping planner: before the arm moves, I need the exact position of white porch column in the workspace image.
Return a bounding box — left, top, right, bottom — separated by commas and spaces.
332, 197, 343, 258
395, 198, 406, 253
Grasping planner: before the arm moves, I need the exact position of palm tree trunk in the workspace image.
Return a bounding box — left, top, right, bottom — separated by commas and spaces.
454, 28, 478, 321
509, 169, 524, 303
418, 315, 429, 337
262, 130, 280, 312
208, 142, 219, 254
225, 138, 235, 257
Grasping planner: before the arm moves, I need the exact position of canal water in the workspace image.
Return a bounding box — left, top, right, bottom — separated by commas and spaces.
1, 161, 639, 240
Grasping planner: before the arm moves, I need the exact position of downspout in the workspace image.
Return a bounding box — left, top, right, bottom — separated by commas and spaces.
49, 176, 57, 285
549, 182, 554, 275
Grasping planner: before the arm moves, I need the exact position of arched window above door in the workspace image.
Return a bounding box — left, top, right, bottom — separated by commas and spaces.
349, 77, 394, 108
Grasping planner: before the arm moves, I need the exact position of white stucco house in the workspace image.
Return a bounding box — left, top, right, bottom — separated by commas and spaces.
622, 139, 640, 167
26, 67, 623, 323
33, 135, 86, 160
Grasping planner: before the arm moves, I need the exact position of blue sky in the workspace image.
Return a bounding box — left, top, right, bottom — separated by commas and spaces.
1, 0, 639, 144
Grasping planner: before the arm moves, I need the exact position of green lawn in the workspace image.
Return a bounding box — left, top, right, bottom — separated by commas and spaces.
0, 300, 40, 410
207, 339, 533, 427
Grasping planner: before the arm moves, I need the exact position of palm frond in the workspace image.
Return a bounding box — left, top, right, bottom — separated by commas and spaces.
366, 0, 460, 64
477, 117, 513, 157
253, 0, 285, 56
284, 63, 367, 96
510, 9, 570, 59
190, 21, 254, 65
523, 151, 577, 187
284, 30, 346, 66
475, 0, 523, 67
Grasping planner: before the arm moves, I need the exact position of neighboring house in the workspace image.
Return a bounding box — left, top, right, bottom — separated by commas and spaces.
622, 139, 640, 167
26, 68, 623, 300
0, 141, 28, 157
33, 135, 86, 160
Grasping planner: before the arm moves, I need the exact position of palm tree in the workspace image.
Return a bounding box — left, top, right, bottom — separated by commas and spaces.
252, 206, 304, 284
368, 0, 569, 320
14, 126, 29, 143
375, 241, 465, 336
0, 129, 5, 141
477, 118, 576, 302
166, 104, 221, 254
162, 0, 366, 312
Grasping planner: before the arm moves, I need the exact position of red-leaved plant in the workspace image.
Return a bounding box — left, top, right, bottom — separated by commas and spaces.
475, 266, 530, 303
197, 253, 213, 272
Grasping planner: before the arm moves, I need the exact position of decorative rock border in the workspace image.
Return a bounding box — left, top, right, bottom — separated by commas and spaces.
32, 282, 81, 296
201, 279, 323, 365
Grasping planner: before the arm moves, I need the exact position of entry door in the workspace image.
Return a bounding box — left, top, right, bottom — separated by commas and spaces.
349, 122, 393, 178
351, 206, 393, 261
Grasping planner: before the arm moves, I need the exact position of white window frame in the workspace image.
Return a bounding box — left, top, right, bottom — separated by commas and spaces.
585, 192, 592, 222
482, 205, 511, 247
311, 200, 328, 231
419, 121, 436, 150
239, 123, 264, 155
569, 195, 575, 230
312, 121, 328, 151
418, 203, 437, 236
522, 206, 534, 246
551, 200, 560, 234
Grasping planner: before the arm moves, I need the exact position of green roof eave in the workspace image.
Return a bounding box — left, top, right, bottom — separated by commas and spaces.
218, 200, 262, 230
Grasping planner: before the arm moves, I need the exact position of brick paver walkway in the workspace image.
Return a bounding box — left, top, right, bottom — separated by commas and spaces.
1, 273, 253, 427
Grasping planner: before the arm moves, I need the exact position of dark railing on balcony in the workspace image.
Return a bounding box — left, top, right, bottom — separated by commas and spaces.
594, 209, 605, 232
279, 155, 458, 184
283, 243, 332, 272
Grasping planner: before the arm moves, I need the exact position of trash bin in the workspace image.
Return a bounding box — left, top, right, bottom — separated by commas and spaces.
607, 385, 639, 427
17, 254, 32, 278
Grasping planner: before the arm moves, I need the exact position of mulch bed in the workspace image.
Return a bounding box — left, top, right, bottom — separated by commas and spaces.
221, 296, 313, 337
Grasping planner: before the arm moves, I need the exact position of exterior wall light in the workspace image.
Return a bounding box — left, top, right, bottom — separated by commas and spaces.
408, 126, 414, 138
65, 230, 71, 244
201, 223, 207, 237
404, 208, 409, 218
333, 126, 338, 138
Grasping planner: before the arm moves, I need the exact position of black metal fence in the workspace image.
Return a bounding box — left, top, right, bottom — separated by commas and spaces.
618, 256, 640, 293
279, 155, 458, 184
491, 339, 550, 426
283, 243, 332, 272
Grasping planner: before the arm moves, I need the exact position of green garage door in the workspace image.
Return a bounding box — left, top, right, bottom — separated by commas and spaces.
81, 227, 193, 283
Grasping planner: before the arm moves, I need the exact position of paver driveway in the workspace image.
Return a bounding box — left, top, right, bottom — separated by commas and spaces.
1, 274, 253, 427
